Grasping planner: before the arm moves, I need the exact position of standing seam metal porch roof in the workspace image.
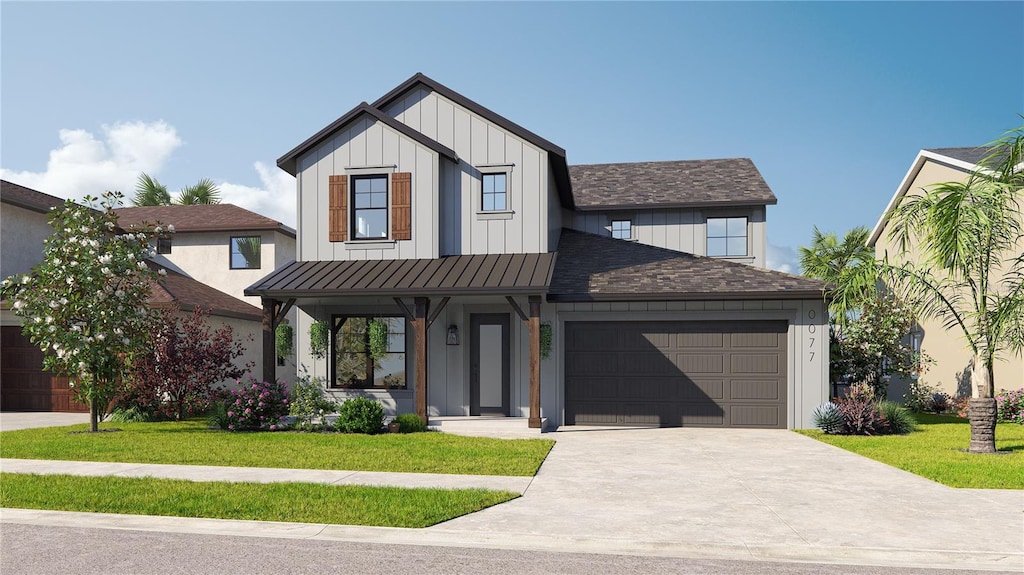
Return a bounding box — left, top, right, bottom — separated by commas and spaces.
245, 253, 556, 298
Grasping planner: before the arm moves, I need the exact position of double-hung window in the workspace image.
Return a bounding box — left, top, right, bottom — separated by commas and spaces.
481, 173, 507, 211
706, 217, 748, 257
352, 175, 388, 239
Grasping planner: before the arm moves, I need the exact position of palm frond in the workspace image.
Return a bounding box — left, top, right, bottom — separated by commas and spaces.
176, 179, 221, 205
131, 173, 172, 206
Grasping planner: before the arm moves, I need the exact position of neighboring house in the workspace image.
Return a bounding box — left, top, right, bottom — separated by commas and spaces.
115, 204, 298, 384
867, 147, 1024, 401
0, 180, 265, 411
247, 73, 828, 430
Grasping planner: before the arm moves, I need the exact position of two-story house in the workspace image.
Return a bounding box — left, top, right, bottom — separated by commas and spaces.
868, 147, 1024, 401
247, 73, 828, 430
115, 204, 298, 384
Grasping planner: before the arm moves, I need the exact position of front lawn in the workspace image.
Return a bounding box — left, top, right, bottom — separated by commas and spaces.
0, 473, 517, 527
0, 420, 554, 477
797, 414, 1024, 489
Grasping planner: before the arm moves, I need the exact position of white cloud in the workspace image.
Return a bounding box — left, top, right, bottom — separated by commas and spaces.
767, 243, 800, 274
0, 121, 182, 202
218, 163, 296, 228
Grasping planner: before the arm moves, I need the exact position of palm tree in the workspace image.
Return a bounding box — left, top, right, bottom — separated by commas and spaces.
131, 173, 221, 206
884, 124, 1024, 453
798, 226, 878, 325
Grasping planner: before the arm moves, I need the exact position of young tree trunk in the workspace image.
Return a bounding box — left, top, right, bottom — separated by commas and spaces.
89, 396, 99, 432
968, 357, 996, 453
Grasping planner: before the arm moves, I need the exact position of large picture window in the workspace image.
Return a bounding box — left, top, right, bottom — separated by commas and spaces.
706, 217, 747, 257
331, 316, 406, 389
352, 175, 388, 239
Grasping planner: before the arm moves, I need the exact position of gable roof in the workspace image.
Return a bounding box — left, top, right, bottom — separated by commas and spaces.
372, 73, 574, 209
568, 158, 776, 211
1, 180, 70, 214
148, 261, 262, 322
276, 102, 458, 176
549, 229, 825, 301
115, 204, 296, 238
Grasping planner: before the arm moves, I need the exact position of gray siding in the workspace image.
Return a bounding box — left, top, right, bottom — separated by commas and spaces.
296, 117, 440, 261
564, 205, 767, 267
384, 88, 552, 254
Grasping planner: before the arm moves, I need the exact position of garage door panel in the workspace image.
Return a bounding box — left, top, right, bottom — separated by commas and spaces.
565, 321, 786, 429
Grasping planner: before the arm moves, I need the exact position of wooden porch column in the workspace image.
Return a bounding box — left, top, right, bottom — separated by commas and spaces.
262, 298, 277, 383
414, 297, 430, 424
528, 295, 542, 428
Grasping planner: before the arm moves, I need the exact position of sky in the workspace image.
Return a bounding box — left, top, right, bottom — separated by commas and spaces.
2, 1, 1022, 274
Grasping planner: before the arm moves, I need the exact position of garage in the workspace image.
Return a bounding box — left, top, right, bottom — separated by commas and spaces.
0, 326, 88, 412
564, 320, 788, 428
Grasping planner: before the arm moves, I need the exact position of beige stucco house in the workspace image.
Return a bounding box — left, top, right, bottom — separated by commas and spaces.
867, 147, 1024, 401
247, 73, 829, 430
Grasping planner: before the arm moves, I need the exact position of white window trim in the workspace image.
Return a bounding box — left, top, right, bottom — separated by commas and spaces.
476, 164, 514, 220
610, 219, 633, 240
705, 216, 749, 258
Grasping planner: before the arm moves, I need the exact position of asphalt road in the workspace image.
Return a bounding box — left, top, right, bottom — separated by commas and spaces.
0, 524, 1015, 575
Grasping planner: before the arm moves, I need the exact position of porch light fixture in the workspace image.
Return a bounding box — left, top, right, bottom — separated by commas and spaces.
447, 325, 460, 346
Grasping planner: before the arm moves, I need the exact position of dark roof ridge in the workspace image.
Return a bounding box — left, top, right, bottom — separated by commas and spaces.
1, 179, 77, 214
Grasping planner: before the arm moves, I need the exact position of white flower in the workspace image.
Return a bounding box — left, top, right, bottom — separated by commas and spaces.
99, 254, 112, 265
100, 267, 111, 276
96, 333, 105, 341
137, 261, 147, 270
122, 338, 130, 345
21, 276, 30, 284
158, 269, 167, 276
71, 325, 81, 332
80, 226, 89, 233
154, 226, 162, 233
12, 300, 25, 310
167, 224, 175, 233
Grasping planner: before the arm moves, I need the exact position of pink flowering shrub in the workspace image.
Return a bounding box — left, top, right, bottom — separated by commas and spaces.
224, 378, 289, 431
996, 388, 1024, 425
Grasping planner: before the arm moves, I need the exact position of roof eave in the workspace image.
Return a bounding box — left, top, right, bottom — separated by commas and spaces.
573, 198, 777, 212
245, 286, 549, 299
546, 290, 826, 302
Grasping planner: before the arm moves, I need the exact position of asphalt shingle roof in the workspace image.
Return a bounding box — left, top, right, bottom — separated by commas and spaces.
549, 229, 825, 301
148, 262, 262, 321
1, 180, 70, 214
568, 158, 777, 211
115, 205, 295, 238
927, 146, 1008, 167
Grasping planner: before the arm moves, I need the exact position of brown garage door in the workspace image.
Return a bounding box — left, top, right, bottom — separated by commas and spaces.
564, 321, 787, 428
1, 326, 88, 412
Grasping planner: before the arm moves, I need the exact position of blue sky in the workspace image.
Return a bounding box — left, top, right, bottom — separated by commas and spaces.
2, 1, 1021, 272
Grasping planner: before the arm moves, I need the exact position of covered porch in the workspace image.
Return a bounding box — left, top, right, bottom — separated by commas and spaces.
245, 253, 556, 429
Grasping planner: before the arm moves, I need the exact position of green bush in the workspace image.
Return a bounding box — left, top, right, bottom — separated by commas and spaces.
110, 406, 156, 423
335, 397, 385, 434
289, 375, 336, 431
812, 402, 844, 434
207, 401, 230, 430
878, 400, 917, 434
394, 413, 428, 433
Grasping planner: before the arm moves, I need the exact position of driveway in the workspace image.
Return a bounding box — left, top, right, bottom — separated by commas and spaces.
0, 412, 89, 431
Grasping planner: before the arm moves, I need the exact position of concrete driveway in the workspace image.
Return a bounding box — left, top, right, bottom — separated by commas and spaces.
429, 427, 1024, 571
0, 412, 89, 431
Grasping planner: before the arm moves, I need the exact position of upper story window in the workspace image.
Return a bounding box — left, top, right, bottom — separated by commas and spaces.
352, 175, 389, 239
230, 236, 261, 269
706, 217, 747, 257
611, 219, 632, 240
156, 237, 172, 254
481, 173, 507, 211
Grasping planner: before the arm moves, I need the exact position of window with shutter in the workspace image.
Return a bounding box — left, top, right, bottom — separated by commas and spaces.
328, 175, 347, 242
392, 172, 412, 241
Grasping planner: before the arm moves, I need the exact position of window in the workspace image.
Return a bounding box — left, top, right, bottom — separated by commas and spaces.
332, 316, 407, 389
706, 217, 747, 257
611, 220, 631, 240
352, 175, 388, 239
481, 173, 507, 211
230, 236, 261, 269
156, 237, 172, 254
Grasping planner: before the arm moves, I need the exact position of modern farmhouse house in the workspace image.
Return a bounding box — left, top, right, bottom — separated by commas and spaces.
248, 73, 828, 430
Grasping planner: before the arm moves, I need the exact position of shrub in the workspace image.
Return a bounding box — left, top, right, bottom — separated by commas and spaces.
950, 395, 970, 418
207, 401, 230, 430
335, 397, 384, 434
812, 402, 844, 434
289, 375, 336, 431
834, 383, 886, 435
878, 401, 917, 434
903, 379, 938, 412
394, 412, 428, 433
109, 405, 155, 423
225, 378, 289, 431
996, 388, 1024, 425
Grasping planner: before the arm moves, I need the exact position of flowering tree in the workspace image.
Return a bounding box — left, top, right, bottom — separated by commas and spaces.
127, 305, 249, 420
1, 192, 166, 431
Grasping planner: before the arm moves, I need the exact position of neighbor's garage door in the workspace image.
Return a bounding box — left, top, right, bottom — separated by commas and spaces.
1, 326, 88, 412
564, 321, 787, 428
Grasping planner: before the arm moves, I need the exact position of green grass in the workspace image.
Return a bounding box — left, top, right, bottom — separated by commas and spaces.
0, 420, 554, 477
797, 414, 1024, 489
0, 473, 517, 527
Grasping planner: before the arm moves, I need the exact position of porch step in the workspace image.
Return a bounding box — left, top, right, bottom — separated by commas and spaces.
428, 416, 550, 439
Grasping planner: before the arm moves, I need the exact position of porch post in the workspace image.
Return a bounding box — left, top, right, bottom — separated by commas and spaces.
262, 298, 277, 384
414, 297, 430, 424
528, 295, 542, 428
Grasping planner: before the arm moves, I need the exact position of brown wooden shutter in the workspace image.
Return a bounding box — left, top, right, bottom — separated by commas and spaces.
392, 172, 412, 241
328, 175, 347, 242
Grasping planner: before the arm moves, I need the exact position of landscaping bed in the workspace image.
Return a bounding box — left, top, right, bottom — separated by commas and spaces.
0, 420, 554, 477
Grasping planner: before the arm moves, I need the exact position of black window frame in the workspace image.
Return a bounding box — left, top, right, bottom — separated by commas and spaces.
481, 172, 508, 212
229, 235, 262, 270
350, 174, 389, 240
156, 236, 172, 254
610, 219, 632, 240
330, 314, 408, 390
706, 216, 748, 257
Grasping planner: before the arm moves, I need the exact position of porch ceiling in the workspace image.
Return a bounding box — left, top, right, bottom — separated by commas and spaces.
245, 253, 555, 298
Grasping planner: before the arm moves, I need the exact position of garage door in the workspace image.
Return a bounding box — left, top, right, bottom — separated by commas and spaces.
564, 321, 787, 428
1, 326, 88, 412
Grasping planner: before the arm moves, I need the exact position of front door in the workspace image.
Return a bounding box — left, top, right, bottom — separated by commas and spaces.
470, 313, 510, 416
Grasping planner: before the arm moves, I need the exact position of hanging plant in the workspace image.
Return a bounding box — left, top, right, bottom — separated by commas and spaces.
539, 322, 553, 360
275, 323, 294, 358
368, 319, 389, 361
309, 320, 329, 359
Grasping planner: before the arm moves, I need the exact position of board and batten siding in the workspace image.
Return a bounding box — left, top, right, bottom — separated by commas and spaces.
384, 87, 552, 255
563, 206, 767, 267
296, 116, 441, 261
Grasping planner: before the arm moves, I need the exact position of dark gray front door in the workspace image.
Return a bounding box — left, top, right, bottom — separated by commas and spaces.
470, 313, 510, 416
